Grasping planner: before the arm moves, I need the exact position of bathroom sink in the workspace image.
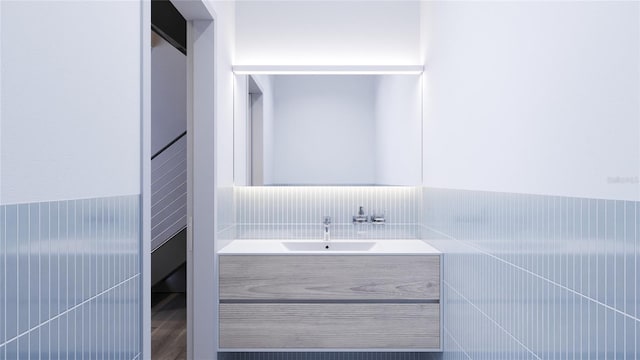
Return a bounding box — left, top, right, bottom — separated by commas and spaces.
282, 241, 376, 251
218, 239, 441, 254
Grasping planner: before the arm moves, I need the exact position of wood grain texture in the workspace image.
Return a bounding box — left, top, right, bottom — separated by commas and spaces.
219, 303, 440, 349
152, 293, 187, 360
219, 255, 440, 300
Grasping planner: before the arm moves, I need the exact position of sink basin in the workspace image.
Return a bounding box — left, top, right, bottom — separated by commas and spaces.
218, 239, 441, 254
282, 241, 376, 252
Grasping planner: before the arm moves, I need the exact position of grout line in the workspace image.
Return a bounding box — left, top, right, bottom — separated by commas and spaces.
419, 225, 455, 240
216, 224, 236, 234
444, 280, 542, 360
421, 222, 640, 323
443, 328, 472, 360
0, 194, 141, 207
0, 273, 140, 349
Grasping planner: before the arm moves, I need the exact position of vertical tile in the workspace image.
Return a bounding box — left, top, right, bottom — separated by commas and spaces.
74, 200, 82, 307
29, 204, 40, 330
588, 199, 598, 302
116, 197, 122, 286
83, 297, 91, 359
17, 204, 30, 335
29, 325, 40, 360
74, 300, 83, 360
50, 202, 60, 318
39, 202, 50, 328
0, 205, 5, 345
90, 199, 102, 300
59, 311, 69, 360
605, 200, 616, 310
5, 205, 18, 341
625, 201, 637, 319
67, 200, 76, 311
59, 200, 69, 315
614, 201, 625, 311
81, 199, 90, 303
5, 339, 17, 360
41, 320, 50, 360
582, 198, 591, 304
19, 333, 34, 360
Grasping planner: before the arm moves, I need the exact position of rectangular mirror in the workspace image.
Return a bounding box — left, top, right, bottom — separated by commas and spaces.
234, 73, 422, 186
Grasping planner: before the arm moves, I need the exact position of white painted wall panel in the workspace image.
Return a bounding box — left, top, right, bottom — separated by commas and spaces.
213, 0, 237, 231
420, 1, 640, 201
235, 1, 421, 66
0, 1, 142, 204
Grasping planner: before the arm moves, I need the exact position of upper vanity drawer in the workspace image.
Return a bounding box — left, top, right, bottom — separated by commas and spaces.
219, 255, 440, 300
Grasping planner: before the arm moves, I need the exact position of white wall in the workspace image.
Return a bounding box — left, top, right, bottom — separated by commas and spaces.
0, 1, 142, 204
213, 0, 235, 192
271, 75, 376, 185
208, 0, 236, 232
421, 1, 640, 201
151, 34, 186, 155
235, 1, 421, 66
374, 75, 422, 185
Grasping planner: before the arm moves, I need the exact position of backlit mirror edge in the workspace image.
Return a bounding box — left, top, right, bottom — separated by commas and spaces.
232, 65, 425, 75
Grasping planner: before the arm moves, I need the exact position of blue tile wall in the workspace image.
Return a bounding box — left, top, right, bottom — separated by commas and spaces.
422, 188, 639, 359
233, 186, 422, 240
0, 195, 141, 359
218, 186, 236, 252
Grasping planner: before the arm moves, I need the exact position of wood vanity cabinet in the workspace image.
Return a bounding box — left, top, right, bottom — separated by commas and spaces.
218, 255, 441, 350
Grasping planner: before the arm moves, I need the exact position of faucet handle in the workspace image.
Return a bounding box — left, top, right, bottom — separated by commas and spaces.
371, 210, 386, 224
323, 216, 332, 225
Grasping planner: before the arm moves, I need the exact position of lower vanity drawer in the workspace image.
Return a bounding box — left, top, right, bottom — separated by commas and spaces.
219, 303, 440, 349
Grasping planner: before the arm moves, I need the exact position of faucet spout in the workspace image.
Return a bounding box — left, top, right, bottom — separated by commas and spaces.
323, 216, 331, 242
352, 206, 369, 223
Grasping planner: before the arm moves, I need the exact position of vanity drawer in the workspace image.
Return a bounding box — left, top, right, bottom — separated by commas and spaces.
219, 303, 440, 349
219, 255, 440, 300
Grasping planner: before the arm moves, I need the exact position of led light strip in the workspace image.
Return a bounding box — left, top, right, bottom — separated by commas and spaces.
232, 65, 424, 75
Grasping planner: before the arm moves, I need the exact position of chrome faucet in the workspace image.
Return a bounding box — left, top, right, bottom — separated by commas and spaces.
323, 216, 332, 241
352, 206, 369, 223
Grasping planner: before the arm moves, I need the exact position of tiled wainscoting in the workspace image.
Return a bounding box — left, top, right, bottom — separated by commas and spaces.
0, 195, 141, 359
217, 186, 236, 251
233, 186, 422, 240
423, 188, 638, 359
224, 186, 638, 359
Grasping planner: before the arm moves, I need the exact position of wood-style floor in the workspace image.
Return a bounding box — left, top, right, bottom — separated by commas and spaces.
152, 292, 187, 360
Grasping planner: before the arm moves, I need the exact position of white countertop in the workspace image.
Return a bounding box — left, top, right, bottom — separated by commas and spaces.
218, 239, 441, 255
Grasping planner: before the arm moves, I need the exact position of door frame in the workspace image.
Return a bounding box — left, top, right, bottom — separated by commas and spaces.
142, 1, 217, 359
